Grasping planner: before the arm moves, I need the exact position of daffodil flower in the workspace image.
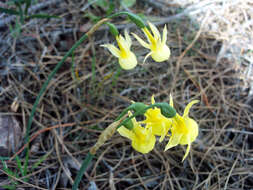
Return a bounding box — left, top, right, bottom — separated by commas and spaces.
165, 95, 199, 161
101, 30, 137, 70
117, 112, 156, 154
132, 21, 170, 62
143, 95, 172, 142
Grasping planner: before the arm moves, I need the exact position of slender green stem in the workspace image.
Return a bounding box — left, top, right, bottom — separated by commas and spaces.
57, 12, 146, 189
72, 152, 94, 190
107, 11, 131, 19
23, 33, 88, 175
23, 16, 109, 179
107, 11, 146, 28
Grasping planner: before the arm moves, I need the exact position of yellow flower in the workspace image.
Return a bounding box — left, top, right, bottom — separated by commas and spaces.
132, 21, 170, 62
165, 95, 199, 161
142, 95, 172, 142
101, 30, 137, 70
117, 112, 156, 154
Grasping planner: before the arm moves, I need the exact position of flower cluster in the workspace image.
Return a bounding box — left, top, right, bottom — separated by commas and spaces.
117, 95, 199, 161
101, 21, 170, 70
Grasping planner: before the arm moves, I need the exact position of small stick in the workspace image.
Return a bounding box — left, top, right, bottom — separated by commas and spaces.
8, 122, 75, 162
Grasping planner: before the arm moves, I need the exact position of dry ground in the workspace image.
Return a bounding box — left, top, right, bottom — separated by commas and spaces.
0, 0, 252, 189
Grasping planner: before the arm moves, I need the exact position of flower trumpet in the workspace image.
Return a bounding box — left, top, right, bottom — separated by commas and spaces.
143, 95, 172, 142
117, 112, 156, 154
132, 21, 170, 62
101, 30, 137, 70
165, 95, 199, 161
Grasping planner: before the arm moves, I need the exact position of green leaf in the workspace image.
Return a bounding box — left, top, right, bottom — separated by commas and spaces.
0, 156, 10, 161
15, 156, 25, 177
27, 14, 60, 19
72, 152, 94, 190
0, 7, 19, 15
9, 18, 21, 38
1, 185, 16, 190
24, 0, 31, 15
9, 0, 26, 4
121, 0, 136, 8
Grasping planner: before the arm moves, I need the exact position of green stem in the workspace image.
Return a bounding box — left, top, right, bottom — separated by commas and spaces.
72, 152, 94, 190
23, 33, 88, 175
23, 17, 109, 176
107, 11, 146, 28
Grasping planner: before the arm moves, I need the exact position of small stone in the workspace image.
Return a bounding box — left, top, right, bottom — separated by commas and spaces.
0, 115, 22, 156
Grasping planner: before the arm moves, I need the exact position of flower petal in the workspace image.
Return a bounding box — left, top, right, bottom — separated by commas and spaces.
151, 95, 155, 104
158, 126, 167, 142
101, 44, 120, 58
124, 30, 132, 47
132, 129, 156, 154
162, 25, 167, 45
117, 126, 134, 140
169, 94, 174, 107
148, 21, 161, 40
143, 27, 156, 45
164, 132, 182, 151
117, 35, 129, 52
182, 144, 191, 161
132, 33, 150, 49
183, 100, 199, 117
143, 51, 152, 63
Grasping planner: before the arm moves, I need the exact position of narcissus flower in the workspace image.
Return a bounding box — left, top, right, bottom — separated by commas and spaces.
132, 21, 170, 62
117, 112, 156, 154
165, 96, 199, 161
101, 30, 137, 70
143, 95, 172, 142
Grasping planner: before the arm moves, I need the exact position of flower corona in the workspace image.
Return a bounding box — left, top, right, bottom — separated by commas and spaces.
132, 21, 171, 62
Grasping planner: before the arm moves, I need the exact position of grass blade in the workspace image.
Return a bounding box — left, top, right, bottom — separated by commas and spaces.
72, 152, 94, 190
0, 7, 19, 15
23, 33, 88, 176
27, 14, 60, 19
23, 18, 109, 177
15, 156, 25, 178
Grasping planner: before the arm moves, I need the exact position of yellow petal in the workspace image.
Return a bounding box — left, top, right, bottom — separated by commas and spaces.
117, 35, 129, 52
179, 118, 198, 145
162, 24, 167, 45
143, 51, 152, 63
142, 27, 156, 46
132, 33, 150, 49
164, 132, 182, 151
117, 126, 134, 140
132, 128, 156, 154
124, 30, 132, 47
151, 95, 155, 104
169, 94, 174, 107
101, 44, 120, 58
159, 134, 165, 143
183, 100, 199, 117
147, 21, 161, 40
182, 144, 191, 161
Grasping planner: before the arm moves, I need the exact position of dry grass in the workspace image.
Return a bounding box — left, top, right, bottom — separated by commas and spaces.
0, 0, 252, 189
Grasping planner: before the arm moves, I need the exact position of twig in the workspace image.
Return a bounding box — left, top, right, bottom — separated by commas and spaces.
0, 168, 47, 190
8, 122, 75, 162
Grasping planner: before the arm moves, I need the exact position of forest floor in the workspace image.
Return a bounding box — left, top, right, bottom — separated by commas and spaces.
0, 0, 252, 189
